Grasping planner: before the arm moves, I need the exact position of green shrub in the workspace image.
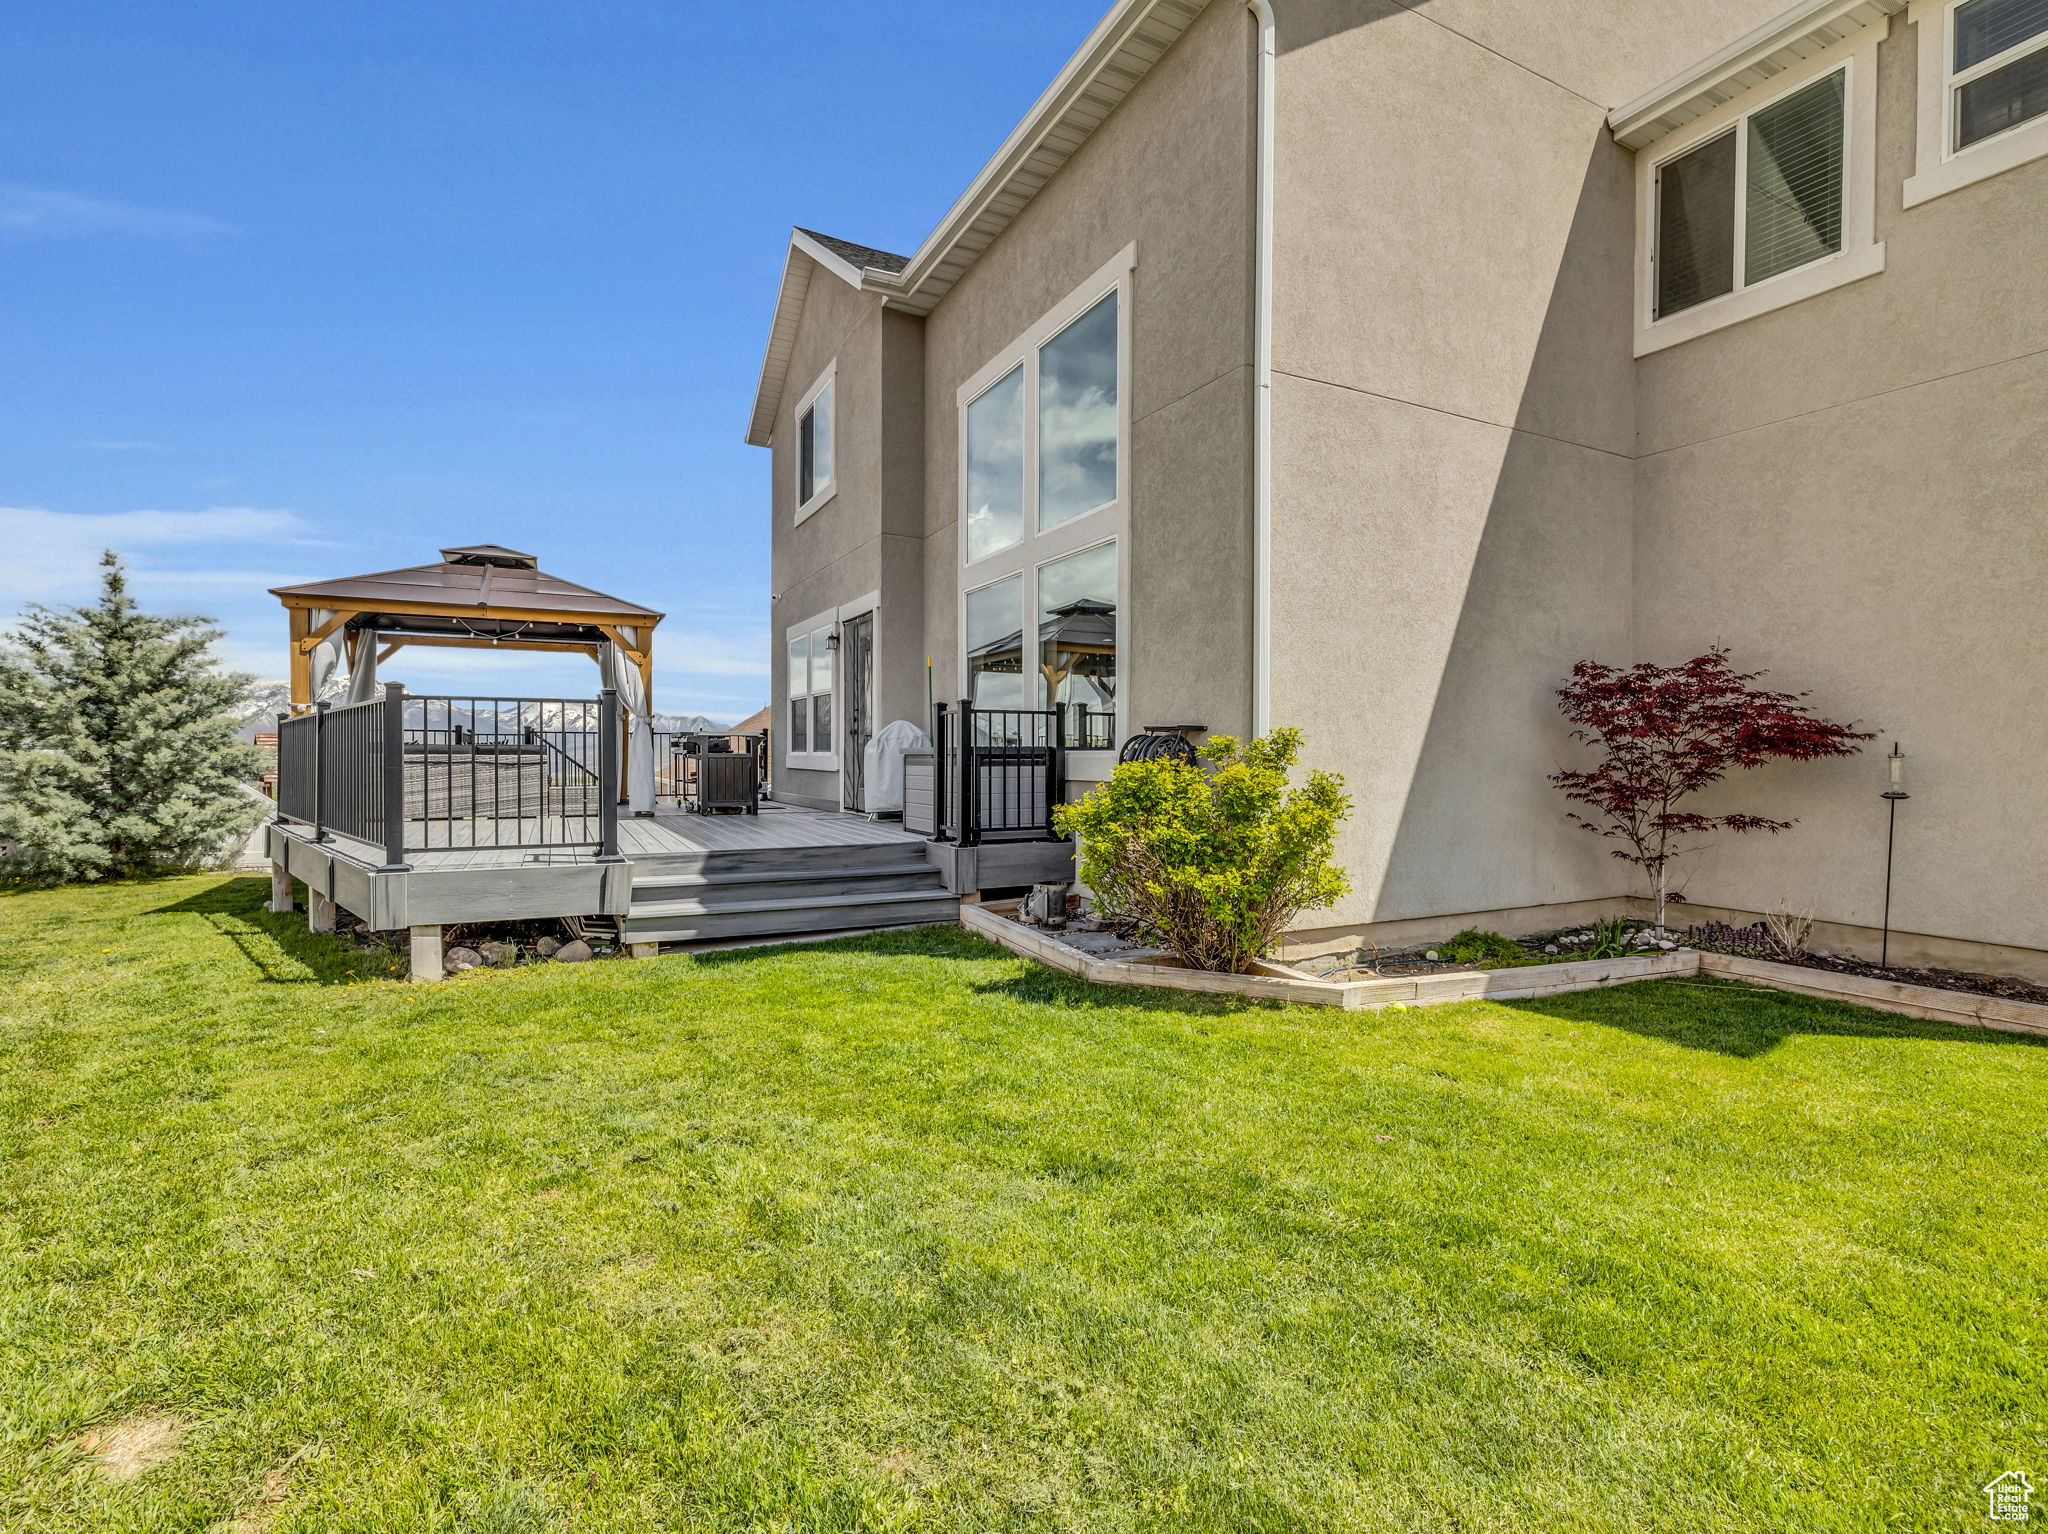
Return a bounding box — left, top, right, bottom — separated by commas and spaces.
1436, 928, 1527, 966
1580, 916, 1635, 960
1053, 728, 1350, 974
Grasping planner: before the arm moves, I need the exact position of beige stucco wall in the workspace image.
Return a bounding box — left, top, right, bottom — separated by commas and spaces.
1267, 0, 1663, 934
768, 257, 895, 809
918, 0, 1257, 745
1271, 0, 2046, 966
1632, 15, 2048, 957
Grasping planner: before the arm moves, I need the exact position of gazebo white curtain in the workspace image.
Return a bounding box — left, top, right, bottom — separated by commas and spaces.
344, 630, 380, 704
600, 638, 656, 815
307, 609, 345, 701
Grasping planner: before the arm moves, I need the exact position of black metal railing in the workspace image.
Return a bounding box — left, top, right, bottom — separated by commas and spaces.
273, 685, 623, 862
1058, 703, 1116, 751
933, 701, 1067, 847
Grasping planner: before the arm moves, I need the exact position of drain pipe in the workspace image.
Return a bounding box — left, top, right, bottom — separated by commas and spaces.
1247, 0, 1275, 737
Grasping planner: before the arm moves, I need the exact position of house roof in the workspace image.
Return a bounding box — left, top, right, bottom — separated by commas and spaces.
271, 550, 663, 625
745, 0, 1209, 447
1608, 0, 1905, 149
793, 228, 910, 276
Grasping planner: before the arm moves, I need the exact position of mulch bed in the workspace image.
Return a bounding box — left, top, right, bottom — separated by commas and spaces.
1720, 948, 2048, 1007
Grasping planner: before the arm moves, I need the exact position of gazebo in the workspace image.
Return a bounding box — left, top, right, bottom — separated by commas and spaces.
269, 545, 664, 810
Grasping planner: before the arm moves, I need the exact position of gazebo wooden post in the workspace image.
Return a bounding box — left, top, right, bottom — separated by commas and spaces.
288, 607, 312, 709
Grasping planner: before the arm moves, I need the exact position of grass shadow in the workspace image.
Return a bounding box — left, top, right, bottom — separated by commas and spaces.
1503, 974, 2048, 1058
686, 923, 1262, 1017
148, 876, 402, 986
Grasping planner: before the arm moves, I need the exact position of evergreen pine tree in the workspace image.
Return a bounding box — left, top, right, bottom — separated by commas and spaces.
0, 550, 265, 884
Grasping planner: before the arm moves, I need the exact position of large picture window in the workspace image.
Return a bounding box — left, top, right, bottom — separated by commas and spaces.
957, 248, 1131, 756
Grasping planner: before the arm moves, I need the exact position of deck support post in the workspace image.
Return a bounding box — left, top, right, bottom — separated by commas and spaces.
308, 888, 338, 934
626, 941, 659, 959
409, 924, 443, 983
596, 688, 626, 863
268, 862, 294, 913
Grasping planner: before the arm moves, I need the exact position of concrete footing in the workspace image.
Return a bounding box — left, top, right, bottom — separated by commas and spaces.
626, 942, 659, 959
409, 924, 443, 983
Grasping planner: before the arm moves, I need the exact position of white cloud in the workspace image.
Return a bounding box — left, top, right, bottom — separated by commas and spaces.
0, 183, 233, 241
653, 627, 771, 678
0, 504, 321, 605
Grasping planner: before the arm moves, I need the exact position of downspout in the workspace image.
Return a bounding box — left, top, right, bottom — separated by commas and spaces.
1247, 0, 1275, 736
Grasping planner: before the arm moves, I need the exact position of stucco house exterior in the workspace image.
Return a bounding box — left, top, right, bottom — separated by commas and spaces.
747, 0, 2048, 978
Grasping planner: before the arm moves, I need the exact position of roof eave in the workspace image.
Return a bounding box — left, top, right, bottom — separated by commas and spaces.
1608, 0, 1904, 150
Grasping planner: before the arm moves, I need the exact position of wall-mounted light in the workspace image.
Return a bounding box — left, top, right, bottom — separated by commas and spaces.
1879, 743, 1910, 968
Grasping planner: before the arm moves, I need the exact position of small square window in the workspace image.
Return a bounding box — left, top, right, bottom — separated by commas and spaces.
1654, 71, 1845, 321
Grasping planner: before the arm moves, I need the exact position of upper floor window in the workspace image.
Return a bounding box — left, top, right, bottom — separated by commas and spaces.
794, 363, 835, 523
957, 246, 1132, 756
963, 287, 1121, 565
1655, 70, 1846, 319
1952, 0, 2048, 148
1633, 27, 1884, 355
1906, 0, 2048, 204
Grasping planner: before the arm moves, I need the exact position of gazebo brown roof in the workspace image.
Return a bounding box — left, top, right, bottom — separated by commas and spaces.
270, 545, 663, 708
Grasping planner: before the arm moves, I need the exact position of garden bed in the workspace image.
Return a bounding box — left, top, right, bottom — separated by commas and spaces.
966, 902, 2048, 1037
963, 902, 1696, 1010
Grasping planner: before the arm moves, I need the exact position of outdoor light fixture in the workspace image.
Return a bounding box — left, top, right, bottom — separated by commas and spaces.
1879, 743, 1910, 968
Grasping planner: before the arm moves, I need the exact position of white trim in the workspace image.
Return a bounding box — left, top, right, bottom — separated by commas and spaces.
1903, 0, 2048, 206
1610, 0, 1904, 149
792, 361, 837, 524
954, 249, 1134, 748
1633, 30, 1885, 356
783, 606, 840, 771
1248, 0, 1274, 738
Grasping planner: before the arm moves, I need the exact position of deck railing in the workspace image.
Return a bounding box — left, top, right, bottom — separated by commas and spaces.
932, 702, 1068, 847
274, 685, 623, 863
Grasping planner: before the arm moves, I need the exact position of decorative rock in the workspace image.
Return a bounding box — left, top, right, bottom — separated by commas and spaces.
1543, 944, 1559, 954
1658, 939, 1677, 950
534, 935, 563, 958
554, 940, 593, 963
1424, 949, 1441, 961
477, 940, 517, 967
444, 946, 483, 973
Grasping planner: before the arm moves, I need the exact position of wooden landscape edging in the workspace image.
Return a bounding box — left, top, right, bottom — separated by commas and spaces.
961, 902, 2048, 1038
960, 902, 1696, 1011
1698, 952, 2048, 1037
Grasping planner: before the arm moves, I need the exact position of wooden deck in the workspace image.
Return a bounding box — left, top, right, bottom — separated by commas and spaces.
265, 800, 938, 937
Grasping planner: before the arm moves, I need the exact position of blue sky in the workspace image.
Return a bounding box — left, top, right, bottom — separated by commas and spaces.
1, 0, 1106, 721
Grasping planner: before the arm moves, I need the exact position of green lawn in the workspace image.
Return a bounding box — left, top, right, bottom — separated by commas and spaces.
2, 876, 2042, 1532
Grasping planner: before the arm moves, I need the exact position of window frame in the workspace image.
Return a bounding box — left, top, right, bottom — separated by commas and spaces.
954, 245, 1134, 777
1904, 0, 2048, 205
1633, 29, 1885, 356
792, 361, 837, 524
783, 607, 838, 771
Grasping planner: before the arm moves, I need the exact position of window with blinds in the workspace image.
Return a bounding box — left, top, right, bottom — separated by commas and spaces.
1654, 69, 1847, 320
1953, 0, 2048, 149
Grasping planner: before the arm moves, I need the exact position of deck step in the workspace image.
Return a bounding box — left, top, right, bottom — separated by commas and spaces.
629, 860, 932, 892
627, 886, 950, 922
621, 891, 960, 945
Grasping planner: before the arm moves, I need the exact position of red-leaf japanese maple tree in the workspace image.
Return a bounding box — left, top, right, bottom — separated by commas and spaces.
1551, 649, 1871, 928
